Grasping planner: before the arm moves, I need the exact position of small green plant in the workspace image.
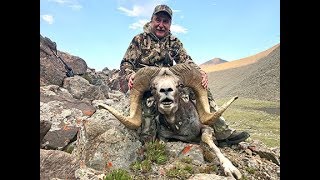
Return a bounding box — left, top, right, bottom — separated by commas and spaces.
145, 140, 168, 164
183, 165, 194, 173
104, 169, 132, 180
130, 159, 152, 173
166, 164, 194, 179
240, 175, 249, 180
245, 167, 256, 174
130, 140, 169, 173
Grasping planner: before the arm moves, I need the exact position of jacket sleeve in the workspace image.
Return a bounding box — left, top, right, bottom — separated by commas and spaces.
170, 37, 202, 71
120, 35, 142, 80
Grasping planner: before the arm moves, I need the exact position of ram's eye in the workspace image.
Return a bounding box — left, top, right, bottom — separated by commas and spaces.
150, 86, 156, 94
178, 83, 184, 88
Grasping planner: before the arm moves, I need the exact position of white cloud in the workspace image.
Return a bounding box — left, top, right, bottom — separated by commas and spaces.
49, 0, 82, 10
129, 19, 149, 29
118, 1, 187, 34
128, 19, 187, 35
171, 24, 187, 34
117, 0, 169, 18
50, 0, 70, 5
118, 5, 145, 17
41, 14, 54, 24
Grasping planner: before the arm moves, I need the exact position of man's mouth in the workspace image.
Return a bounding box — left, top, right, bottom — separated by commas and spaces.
156, 29, 165, 33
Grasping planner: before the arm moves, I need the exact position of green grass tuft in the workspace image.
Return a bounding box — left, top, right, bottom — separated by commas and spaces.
130, 140, 169, 173
145, 140, 169, 164
245, 167, 257, 174
104, 169, 132, 180
216, 97, 280, 148
166, 164, 194, 179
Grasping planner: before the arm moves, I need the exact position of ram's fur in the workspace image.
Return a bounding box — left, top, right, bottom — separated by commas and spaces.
98, 63, 241, 179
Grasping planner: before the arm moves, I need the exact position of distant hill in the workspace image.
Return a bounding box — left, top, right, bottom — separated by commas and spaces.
200, 44, 280, 73
207, 43, 280, 102
200, 58, 228, 66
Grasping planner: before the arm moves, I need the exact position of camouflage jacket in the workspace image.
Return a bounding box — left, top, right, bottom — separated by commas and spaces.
120, 22, 201, 79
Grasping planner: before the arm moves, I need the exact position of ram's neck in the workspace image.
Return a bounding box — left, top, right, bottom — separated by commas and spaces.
162, 100, 193, 128
163, 113, 176, 124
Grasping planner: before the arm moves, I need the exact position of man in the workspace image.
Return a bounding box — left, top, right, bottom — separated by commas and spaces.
119, 4, 249, 146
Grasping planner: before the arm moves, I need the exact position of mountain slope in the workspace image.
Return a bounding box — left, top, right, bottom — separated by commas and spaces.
201, 43, 279, 73
207, 44, 280, 102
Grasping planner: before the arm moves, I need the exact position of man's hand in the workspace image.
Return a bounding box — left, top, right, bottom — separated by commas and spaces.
128, 73, 135, 90
200, 70, 208, 89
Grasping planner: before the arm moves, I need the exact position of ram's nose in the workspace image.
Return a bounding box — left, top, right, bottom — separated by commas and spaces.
159, 87, 173, 95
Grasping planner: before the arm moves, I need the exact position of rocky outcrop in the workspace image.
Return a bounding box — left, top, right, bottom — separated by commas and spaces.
40, 120, 52, 147
40, 34, 87, 86
40, 149, 79, 179
39, 82, 280, 179
39, 34, 280, 180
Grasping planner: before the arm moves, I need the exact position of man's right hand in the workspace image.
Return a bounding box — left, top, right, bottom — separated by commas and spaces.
128, 73, 135, 90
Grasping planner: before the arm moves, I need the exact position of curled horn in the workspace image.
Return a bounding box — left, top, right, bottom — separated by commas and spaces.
169, 63, 237, 125
98, 66, 160, 129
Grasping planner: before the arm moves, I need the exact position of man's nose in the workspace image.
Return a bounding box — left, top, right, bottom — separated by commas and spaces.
158, 21, 165, 27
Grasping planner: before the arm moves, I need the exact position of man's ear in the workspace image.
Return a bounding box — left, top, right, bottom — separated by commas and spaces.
146, 96, 155, 107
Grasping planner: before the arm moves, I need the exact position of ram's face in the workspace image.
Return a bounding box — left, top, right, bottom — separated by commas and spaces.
151, 74, 182, 115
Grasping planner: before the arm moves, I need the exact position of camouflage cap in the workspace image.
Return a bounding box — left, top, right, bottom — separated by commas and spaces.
152, 4, 172, 19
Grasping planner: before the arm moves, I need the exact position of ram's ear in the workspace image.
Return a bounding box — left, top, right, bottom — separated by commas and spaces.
178, 84, 190, 103
181, 93, 190, 103
146, 96, 155, 107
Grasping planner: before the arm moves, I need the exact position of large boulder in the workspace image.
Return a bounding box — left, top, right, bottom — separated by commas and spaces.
40, 34, 88, 86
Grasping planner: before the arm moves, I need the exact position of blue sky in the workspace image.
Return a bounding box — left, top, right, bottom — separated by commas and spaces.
40, 0, 280, 71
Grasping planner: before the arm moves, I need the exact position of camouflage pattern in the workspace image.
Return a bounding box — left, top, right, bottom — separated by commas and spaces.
186, 87, 234, 140
207, 90, 234, 140
138, 91, 158, 144
120, 22, 233, 142
120, 22, 201, 80
152, 4, 173, 19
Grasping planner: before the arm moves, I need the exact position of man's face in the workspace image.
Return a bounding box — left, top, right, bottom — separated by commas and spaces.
151, 12, 171, 39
